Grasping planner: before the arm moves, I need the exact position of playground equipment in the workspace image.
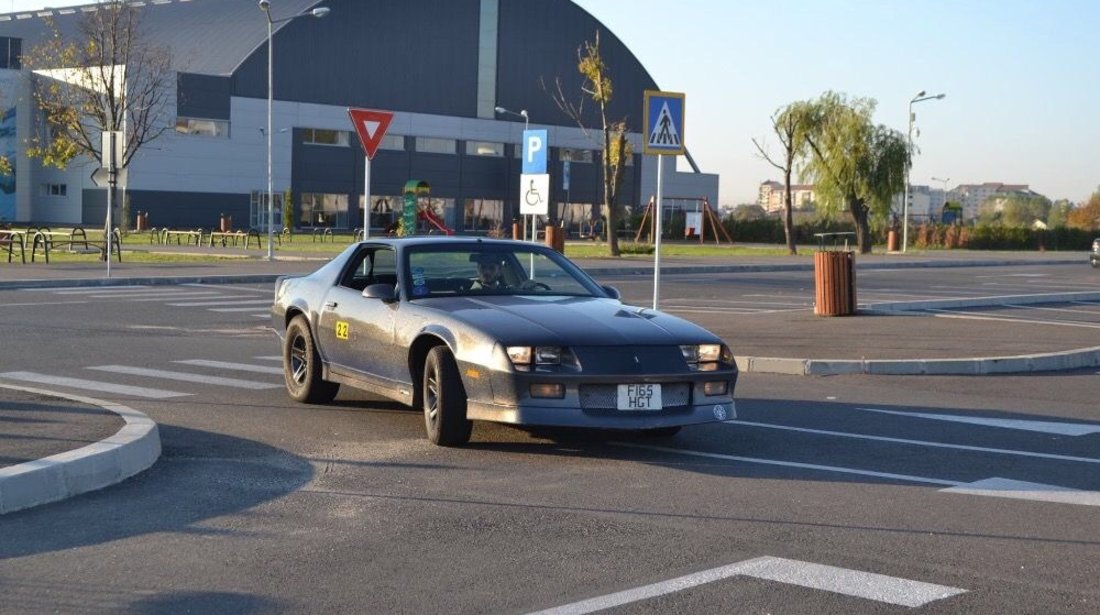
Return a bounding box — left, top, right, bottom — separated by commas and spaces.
634, 196, 732, 244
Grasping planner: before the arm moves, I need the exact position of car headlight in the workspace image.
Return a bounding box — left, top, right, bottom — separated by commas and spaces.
681, 343, 729, 365
506, 346, 562, 366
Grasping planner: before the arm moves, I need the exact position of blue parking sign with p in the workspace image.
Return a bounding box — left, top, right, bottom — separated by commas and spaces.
522, 129, 547, 174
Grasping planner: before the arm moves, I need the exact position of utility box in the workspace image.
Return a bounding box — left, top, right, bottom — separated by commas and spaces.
813, 232, 856, 316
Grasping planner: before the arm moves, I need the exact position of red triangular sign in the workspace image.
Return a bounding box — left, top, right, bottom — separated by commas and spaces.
347, 108, 394, 160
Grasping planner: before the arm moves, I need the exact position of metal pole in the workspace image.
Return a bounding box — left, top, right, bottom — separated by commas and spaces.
652, 155, 663, 310
265, 16, 275, 261
105, 178, 113, 278
903, 99, 912, 253
363, 156, 370, 240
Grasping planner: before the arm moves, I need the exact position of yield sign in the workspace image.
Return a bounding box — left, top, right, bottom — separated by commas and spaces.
347, 108, 394, 160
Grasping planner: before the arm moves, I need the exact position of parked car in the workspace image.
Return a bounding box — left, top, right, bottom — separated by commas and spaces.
272, 237, 738, 446
1091, 238, 1099, 268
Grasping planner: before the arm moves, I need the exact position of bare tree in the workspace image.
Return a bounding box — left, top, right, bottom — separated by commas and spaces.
752, 101, 815, 255
22, 1, 173, 170
541, 31, 633, 256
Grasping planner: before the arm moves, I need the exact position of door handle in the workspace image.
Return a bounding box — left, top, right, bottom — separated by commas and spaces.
323, 301, 338, 309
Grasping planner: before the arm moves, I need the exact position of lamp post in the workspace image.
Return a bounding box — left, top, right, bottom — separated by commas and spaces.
903, 90, 945, 252
494, 106, 531, 240
260, 0, 330, 261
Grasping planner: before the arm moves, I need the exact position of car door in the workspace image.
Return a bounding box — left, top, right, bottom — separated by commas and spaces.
317, 246, 400, 389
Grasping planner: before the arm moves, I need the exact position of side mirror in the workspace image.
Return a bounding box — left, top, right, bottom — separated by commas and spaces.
602, 285, 622, 301
363, 283, 397, 302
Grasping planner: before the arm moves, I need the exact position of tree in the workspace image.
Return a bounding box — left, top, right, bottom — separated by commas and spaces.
543, 31, 633, 256
978, 193, 1051, 227
22, 1, 173, 170
752, 101, 815, 255
800, 92, 909, 254
1047, 199, 1074, 228
1066, 188, 1100, 230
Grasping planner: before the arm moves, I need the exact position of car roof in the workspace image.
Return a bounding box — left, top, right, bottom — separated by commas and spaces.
361, 237, 547, 249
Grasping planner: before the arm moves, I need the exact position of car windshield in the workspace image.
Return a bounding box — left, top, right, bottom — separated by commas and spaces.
404, 245, 604, 299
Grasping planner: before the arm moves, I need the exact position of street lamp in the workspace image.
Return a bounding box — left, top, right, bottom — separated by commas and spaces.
903, 90, 945, 252
494, 106, 529, 130
260, 0, 330, 261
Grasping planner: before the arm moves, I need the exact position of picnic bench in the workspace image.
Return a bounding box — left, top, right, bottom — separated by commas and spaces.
160, 228, 205, 246
209, 228, 262, 249
30, 227, 122, 263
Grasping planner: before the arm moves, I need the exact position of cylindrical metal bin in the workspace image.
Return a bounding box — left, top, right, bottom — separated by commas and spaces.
814, 250, 856, 316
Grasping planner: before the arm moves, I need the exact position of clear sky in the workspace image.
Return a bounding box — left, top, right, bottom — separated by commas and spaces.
7, 0, 1099, 206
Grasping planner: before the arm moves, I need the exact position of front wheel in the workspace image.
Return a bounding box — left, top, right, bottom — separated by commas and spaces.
423, 346, 472, 446
284, 316, 340, 403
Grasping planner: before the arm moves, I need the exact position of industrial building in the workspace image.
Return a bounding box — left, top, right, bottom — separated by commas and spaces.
0, 0, 716, 236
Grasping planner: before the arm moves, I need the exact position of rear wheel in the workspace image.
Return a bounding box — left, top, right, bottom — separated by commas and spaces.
284, 316, 340, 403
423, 346, 472, 446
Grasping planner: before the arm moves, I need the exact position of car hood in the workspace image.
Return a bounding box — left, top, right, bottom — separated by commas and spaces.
414, 295, 721, 346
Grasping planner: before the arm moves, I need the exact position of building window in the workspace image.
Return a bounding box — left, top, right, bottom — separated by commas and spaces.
415, 137, 456, 154
463, 199, 503, 232
560, 148, 593, 163
465, 141, 504, 157
379, 134, 405, 151
302, 128, 350, 147
40, 183, 67, 197
358, 194, 401, 231
300, 192, 349, 228
175, 117, 229, 137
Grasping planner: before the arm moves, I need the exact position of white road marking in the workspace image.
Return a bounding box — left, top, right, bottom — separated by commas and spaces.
128, 292, 226, 302
0, 371, 189, 398
49, 287, 150, 294
1002, 304, 1100, 316
626, 442, 1100, 507
87, 365, 281, 389
175, 359, 283, 375
182, 283, 272, 294
941, 478, 1100, 507
209, 306, 276, 312
525, 556, 965, 613
167, 299, 271, 307
85, 291, 219, 299
931, 310, 1100, 328
617, 442, 957, 485
2, 301, 90, 307
855, 407, 1100, 436
730, 420, 1100, 464
255, 356, 282, 361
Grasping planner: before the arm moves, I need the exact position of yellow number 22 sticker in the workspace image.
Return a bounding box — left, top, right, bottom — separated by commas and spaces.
335, 321, 350, 340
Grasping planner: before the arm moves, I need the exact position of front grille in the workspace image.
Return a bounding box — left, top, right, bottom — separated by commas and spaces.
578, 383, 691, 410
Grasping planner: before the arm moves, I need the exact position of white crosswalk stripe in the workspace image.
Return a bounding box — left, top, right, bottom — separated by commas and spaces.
87, 365, 281, 389
28, 285, 274, 317
167, 299, 272, 307
175, 359, 283, 375
210, 306, 275, 312
0, 371, 190, 398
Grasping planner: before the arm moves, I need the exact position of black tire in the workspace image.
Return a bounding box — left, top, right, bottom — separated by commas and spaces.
284, 315, 340, 404
423, 346, 472, 446
640, 426, 682, 438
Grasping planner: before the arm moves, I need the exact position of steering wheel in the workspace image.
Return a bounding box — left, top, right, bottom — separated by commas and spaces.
520, 280, 551, 291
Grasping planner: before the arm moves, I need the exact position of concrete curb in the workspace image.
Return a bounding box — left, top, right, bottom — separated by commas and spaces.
736, 346, 1100, 376
862, 291, 1100, 313
0, 274, 285, 291
0, 384, 161, 515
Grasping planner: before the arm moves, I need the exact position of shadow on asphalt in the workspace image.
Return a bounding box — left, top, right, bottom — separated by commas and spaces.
0, 424, 313, 560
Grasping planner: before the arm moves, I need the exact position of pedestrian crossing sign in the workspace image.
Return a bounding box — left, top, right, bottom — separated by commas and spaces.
643, 90, 685, 155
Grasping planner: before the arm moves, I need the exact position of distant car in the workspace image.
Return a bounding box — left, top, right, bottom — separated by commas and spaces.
1091, 238, 1100, 268
272, 237, 738, 446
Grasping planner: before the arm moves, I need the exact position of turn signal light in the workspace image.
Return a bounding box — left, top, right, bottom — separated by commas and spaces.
530, 383, 565, 398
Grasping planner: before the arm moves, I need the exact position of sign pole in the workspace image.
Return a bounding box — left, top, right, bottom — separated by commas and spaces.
652, 155, 663, 310
363, 156, 371, 240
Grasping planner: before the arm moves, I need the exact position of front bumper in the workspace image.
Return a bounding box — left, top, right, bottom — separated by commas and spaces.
465, 367, 739, 429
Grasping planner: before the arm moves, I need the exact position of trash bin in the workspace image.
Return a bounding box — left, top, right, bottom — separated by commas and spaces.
544, 225, 565, 253
812, 232, 856, 317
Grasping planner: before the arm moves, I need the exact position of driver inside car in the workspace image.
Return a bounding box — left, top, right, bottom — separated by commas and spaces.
470, 253, 508, 290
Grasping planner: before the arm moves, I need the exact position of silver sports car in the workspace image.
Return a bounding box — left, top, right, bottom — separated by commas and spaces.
272, 237, 738, 446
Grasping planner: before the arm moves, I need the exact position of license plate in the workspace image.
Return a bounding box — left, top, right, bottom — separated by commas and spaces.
617, 384, 662, 411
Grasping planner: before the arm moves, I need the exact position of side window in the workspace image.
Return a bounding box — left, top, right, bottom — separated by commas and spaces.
340, 247, 398, 291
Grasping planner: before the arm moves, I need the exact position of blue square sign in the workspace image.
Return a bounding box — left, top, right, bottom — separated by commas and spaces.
643, 91, 685, 155
522, 129, 548, 174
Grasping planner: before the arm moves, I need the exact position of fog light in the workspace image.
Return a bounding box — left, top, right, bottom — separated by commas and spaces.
703, 381, 728, 396
530, 383, 565, 399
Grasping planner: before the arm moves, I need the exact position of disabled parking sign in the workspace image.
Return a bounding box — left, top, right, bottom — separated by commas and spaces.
643, 91, 685, 156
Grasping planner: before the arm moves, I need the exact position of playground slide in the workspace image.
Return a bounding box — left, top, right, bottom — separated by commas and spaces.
418, 207, 454, 235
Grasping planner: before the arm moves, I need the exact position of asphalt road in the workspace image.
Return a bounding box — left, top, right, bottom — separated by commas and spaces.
0, 267, 1098, 614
